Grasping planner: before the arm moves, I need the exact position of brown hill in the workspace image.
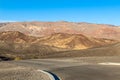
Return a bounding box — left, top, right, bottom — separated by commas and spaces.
0, 21, 120, 40
42, 42, 120, 58
0, 31, 66, 59
0, 31, 36, 43
39, 33, 117, 50
0, 31, 117, 50
0, 42, 65, 59
0, 31, 118, 60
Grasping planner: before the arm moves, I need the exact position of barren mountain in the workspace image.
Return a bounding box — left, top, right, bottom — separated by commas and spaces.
39, 33, 117, 50
0, 31, 119, 60
0, 31, 117, 50
0, 21, 120, 40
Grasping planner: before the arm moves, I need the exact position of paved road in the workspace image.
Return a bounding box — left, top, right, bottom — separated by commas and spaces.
2, 56, 120, 80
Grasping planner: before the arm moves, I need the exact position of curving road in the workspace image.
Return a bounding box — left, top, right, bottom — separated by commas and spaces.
37, 70, 60, 80
1, 56, 120, 80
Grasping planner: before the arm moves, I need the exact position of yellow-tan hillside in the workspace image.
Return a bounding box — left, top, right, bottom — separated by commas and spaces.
39, 33, 117, 50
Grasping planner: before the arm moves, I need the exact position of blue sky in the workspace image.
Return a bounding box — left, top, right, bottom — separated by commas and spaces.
0, 0, 120, 25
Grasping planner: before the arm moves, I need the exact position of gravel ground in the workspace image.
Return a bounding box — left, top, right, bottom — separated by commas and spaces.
1, 56, 120, 80
0, 62, 51, 80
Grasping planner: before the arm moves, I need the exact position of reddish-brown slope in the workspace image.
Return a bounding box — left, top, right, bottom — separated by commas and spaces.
0, 31, 118, 59
0, 31, 36, 43
0, 22, 119, 40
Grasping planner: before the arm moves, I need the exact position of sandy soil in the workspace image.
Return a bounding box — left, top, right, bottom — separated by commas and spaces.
0, 62, 51, 80
1, 56, 120, 80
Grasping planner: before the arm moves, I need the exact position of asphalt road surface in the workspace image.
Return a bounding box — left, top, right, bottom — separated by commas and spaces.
1, 56, 120, 80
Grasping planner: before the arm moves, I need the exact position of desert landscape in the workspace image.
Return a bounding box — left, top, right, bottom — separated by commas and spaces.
1, 57, 120, 80
0, 21, 120, 80
1, 0, 120, 79
0, 22, 120, 60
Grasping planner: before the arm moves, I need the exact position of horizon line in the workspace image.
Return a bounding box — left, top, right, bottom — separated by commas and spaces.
0, 20, 119, 26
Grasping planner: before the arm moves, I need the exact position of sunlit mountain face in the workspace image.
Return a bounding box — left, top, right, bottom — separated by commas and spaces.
0, 30, 118, 60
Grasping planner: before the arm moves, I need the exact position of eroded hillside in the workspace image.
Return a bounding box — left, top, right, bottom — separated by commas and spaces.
0, 31, 118, 60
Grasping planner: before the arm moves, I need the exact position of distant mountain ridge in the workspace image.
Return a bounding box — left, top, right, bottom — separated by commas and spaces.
0, 21, 120, 40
